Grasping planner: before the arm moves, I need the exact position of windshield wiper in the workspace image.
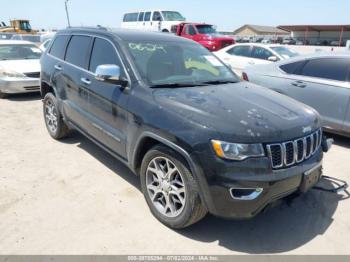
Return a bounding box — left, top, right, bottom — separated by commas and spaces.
149, 82, 207, 88
200, 80, 237, 85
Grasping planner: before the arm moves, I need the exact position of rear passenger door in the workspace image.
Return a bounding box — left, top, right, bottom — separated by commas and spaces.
281, 58, 350, 131
61, 35, 93, 131
224, 45, 252, 75
84, 37, 129, 158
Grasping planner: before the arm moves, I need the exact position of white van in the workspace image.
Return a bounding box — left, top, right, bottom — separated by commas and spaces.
121, 10, 186, 32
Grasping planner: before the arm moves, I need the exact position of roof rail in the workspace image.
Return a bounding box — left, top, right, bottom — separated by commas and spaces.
65, 26, 109, 31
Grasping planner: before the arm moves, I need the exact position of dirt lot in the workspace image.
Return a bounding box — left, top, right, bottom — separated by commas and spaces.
0, 93, 349, 255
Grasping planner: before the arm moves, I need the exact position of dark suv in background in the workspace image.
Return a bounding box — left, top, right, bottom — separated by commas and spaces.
40, 27, 332, 228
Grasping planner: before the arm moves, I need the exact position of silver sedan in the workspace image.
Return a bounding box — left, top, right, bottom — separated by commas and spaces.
243, 52, 350, 137
0, 40, 41, 98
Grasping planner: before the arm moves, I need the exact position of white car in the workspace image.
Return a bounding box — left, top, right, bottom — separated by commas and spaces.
214, 43, 299, 76
121, 10, 186, 32
39, 38, 52, 52
0, 40, 42, 98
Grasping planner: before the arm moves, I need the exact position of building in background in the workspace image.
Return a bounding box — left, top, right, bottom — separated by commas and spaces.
233, 24, 288, 36
278, 25, 350, 46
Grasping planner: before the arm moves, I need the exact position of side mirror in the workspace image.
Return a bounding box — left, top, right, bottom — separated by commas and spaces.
268, 56, 279, 62
95, 64, 128, 87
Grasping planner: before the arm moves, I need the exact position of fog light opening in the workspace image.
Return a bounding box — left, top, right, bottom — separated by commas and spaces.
230, 188, 263, 200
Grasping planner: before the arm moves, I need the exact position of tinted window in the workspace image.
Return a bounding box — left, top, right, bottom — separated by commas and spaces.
280, 60, 306, 74
144, 12, 151, 21
227, 46, 251, 57
300, 58, 350, 82
250, 46, 274, 60
65, 36, 92, 69
185, 25, 196, 35
89, 38, 123, 73
152, 11, 162, 21
138, 12, 144, 21
123, 13, 138, 22
49, 35, 69, 59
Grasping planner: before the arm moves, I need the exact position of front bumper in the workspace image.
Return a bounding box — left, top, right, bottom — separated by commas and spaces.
0, 78, 40, 94
191, 146, 323, 219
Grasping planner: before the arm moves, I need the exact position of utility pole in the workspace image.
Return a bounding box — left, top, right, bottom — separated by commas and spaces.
65, 0, 71, 27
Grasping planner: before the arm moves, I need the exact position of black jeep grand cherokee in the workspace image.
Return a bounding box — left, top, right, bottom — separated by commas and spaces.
40, 27, 331, 228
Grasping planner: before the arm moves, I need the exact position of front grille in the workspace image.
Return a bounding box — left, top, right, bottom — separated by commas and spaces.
24, 72, 40, 78
266, 129, 322, 169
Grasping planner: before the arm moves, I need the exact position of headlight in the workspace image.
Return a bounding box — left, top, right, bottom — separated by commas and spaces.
211, 140, 265, 160
0, 69, 26, 78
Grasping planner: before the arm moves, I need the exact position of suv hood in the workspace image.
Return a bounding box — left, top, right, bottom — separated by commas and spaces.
0, 59, 40, 73
153, 82, 320, 143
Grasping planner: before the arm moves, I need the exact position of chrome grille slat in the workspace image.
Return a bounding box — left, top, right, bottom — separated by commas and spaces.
267, 128, 322, 169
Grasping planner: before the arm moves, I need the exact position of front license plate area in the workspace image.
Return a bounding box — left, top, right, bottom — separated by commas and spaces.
300, 165, 322, 193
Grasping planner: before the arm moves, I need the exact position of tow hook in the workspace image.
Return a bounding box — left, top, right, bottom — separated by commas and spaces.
322, 136, 334, 153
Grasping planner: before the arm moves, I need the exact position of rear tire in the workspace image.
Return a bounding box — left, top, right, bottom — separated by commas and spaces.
140, 145, 207, 229
43, 92, 70, 139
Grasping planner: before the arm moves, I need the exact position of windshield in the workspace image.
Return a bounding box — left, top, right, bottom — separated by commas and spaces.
0, 44, 42, 60
20, 21, 32, 31
161, 11, 185, 21
270, 46, 298, 59
196, 25, 216, 34
126, 40, 238, 86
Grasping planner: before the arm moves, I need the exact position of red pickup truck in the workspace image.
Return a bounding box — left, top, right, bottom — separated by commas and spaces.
171, 23, 234, 51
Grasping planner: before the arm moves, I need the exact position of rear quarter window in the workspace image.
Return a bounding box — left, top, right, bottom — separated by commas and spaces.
49, 35, 70, 60
279, 60, 306, 74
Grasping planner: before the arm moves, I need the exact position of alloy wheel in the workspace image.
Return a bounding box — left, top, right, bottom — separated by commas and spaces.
44, 99, 58, 133
146, 156, 186, 218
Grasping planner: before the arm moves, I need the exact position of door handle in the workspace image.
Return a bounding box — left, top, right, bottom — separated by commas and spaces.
54, 64, 62, 71
248, 60, 255, 65
80, 77, 91, 85
291, 80, 306, 88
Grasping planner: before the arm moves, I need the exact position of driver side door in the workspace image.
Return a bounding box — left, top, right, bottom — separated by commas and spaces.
84, 37, 130, 159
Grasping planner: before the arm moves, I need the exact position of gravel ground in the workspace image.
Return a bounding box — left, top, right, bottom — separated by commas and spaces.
0, 93, 349, 255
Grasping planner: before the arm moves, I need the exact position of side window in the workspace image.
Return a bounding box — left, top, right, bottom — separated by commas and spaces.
49, 35, 69, 59
152, 11, 162, 21
130, 13, 138, 22
89, 38, 123, 74
299, 58, 350, 82
123, 14, 129, 22
138, 12, 144, 22
144, 12, 151, 21
65, 35, 92, 69
250, 46, 274, 60
280, 60, 306, 74
227, 46, 251, 57
185, 25, 196, 35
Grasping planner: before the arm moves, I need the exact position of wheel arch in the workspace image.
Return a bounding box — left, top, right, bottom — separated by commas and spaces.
131, 132, 193, 176
40, 80, 57, 98
131, 132, 214, 212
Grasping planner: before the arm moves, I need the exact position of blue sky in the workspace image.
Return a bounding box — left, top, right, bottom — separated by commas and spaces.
1, 0, 349, 31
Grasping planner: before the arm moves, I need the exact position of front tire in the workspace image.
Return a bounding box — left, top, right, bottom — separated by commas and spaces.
140, 145, 207, 229
43, 92, 69, 139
